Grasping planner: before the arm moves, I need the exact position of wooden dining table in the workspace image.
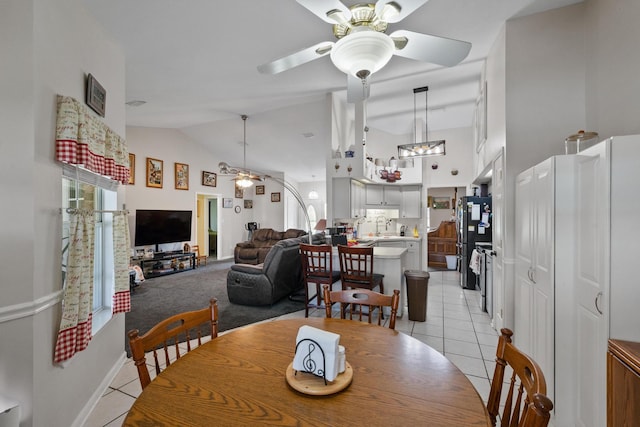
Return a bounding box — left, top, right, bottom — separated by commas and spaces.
123, 318, 491, 426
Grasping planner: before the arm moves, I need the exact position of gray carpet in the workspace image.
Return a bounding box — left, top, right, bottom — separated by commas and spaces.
124, 259, 305, 354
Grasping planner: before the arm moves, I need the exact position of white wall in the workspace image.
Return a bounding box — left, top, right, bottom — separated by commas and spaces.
483, 0, 640, 332
422, 127, 475, 188
125, 126, 287, 259
585, 0, 640, 138
0, 0, 127, 425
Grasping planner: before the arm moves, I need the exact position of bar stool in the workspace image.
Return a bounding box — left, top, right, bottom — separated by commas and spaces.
337, 244, 384, 293
299, 243, 341, 317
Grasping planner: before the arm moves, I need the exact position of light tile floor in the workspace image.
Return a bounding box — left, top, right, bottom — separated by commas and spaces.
83, 269, 498, 426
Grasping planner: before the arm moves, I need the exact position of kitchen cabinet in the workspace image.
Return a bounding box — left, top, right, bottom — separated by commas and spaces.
332, 178, 364, 219
400, 185, 422, 218
607, 339, 640, 426
515, 156, 577, 411
514, 135, 640, 427
405, 240, 420, 271
365, 185, 401, 207
374, 238, 422, 272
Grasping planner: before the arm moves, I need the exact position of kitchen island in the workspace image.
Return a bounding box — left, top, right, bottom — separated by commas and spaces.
372, 246, 408, 317
333, 245, 408, 317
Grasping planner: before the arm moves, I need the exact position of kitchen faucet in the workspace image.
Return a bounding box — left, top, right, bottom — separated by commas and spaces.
375, 215, 390, 236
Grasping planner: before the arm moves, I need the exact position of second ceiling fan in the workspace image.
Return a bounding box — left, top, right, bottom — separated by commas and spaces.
257, 0, 472, 102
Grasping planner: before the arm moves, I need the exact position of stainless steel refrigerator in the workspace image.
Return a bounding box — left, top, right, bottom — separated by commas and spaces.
458, 196, 492, 289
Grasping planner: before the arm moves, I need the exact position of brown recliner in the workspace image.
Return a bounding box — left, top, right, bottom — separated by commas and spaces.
234, 228, 307, 264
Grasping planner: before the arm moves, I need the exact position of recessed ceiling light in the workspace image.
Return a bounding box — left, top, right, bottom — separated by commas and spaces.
302, 132, 314, 139
125, 100, 146, 107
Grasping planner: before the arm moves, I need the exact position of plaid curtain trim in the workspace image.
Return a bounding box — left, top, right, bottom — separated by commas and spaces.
53, 314, 93, 363
112, 291, 131, 314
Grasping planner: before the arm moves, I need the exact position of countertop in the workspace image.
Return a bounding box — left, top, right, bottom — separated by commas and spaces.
372, 246, 408, 258
357, 235, 423, 244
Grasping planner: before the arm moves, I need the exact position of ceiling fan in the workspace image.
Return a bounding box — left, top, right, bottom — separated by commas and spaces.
218, 115, 263, 188
257, 0, 472, 102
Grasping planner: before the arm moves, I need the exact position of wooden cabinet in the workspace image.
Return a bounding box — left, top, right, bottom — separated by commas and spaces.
426, 221, 457, 269
365, 185, 401, 207
607, 339, 640, 426
400, 185, 422, 218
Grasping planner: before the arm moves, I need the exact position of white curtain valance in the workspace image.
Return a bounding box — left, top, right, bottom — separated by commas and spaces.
55, 95, 130, 184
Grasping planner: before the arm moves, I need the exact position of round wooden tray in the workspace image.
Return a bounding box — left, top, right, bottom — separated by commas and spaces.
285, 362, 353, 395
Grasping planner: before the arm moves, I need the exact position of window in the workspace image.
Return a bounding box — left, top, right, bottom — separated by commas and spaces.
306, 204, 317, 227
62, 174, 117, 333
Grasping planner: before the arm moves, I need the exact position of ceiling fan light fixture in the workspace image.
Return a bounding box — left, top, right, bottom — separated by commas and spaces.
330, 30, 394, 78
235, 176, 254, 188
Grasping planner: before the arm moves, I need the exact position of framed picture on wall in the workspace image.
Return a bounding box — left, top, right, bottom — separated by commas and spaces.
235, 186, 244, 199
244, 199, 253, 209
271, 192, 281, 202
222, 198, 233, 208
146, 157, 163, 188
432, 197, 450, 209
174, 162, 189, 190
128, 153, 135, 185
255, 185, 265, 195
202, 171, 217, 187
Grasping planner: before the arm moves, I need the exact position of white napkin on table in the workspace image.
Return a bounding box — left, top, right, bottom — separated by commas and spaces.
293, 325, 340, 381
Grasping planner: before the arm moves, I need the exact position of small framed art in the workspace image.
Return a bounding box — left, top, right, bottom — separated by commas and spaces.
244, 200, 253, 209
235, 186, 244, 199
146, 157, 163, 188
202, 171, 217, 187
432, 197, 450, 209
128, 153, 135, 185
222, 198, 233, 208
255, 185, 265, 195
271, 192, 281, 202
175, 162, 189, 190
86, 73, 106, 117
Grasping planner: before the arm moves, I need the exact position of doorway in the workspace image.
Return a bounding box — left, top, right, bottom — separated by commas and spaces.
196, 193, 219, 260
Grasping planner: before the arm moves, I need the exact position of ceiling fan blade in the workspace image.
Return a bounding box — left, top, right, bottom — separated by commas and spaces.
375, 0, 429, 23
390, 30, 471, 67
296, 0, 352, 24
347, 74, 370, 103
257, 42, 334, 75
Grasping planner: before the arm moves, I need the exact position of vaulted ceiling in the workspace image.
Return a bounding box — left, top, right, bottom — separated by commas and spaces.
84, 0, 581, 182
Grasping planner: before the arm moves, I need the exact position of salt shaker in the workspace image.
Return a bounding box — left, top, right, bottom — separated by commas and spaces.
338, 345, 346, 373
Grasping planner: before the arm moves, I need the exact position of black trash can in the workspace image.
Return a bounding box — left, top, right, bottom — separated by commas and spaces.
404, 270, 430, 322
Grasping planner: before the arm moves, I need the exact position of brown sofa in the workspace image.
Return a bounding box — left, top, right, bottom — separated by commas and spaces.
234, 228, 307, 264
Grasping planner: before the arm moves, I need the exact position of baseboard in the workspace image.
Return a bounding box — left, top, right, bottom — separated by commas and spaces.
71, 351, 127, 427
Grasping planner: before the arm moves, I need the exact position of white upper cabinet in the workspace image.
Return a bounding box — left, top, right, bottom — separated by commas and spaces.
365, 185, 401, 207
400, 185, 422, 218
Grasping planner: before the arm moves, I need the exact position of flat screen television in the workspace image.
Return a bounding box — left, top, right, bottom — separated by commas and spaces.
134, 209, 192, 248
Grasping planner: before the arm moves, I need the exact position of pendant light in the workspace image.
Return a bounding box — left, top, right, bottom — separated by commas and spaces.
397, 86, 446, 159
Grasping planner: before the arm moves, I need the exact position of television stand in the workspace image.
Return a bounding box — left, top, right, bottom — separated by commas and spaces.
131, 252, 196, 279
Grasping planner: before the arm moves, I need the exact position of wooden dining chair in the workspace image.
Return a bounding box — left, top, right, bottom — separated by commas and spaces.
323, 285, 400, 330
192, 244, 207, 267
127, 298, 218, 389
487, 328, 554, 427
299, 243, 341, 317
337, 244, 384, 293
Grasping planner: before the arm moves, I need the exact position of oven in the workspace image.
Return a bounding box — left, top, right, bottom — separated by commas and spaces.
475, 243, 493, 315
